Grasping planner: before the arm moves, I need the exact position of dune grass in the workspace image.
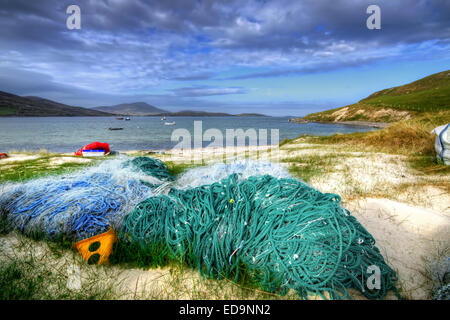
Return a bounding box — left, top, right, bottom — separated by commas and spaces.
0, 255, 116, 300
282, 153, 341, 183
306, 111, 450, 175
0, 232, 118, 300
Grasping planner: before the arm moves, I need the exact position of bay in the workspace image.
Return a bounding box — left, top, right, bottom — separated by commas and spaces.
0, 116, 376, 153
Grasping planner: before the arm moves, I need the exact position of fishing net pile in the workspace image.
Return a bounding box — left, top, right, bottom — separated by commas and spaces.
120, 172, 398, 299
0, 157, 173, 240
0, 156, 398, 299
174, 160, 291, 189
123, 156, 175, 183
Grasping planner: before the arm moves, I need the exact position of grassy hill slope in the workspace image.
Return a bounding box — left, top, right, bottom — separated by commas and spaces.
303, 70, 450, 123
286, 70, 450, 174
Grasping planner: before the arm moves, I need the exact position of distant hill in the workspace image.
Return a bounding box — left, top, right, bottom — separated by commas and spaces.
92, 102, 168, 116
0, 91, 270, 117
235, 113, 268, 117
167, 110, 232, 117
90, 105, 264, 117
0, 91, 112, 117
302, 69, 450, 123
165, 110, 269, 117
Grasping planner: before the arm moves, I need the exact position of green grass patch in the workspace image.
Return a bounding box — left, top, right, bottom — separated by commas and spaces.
362, 86, 450, 113
165, 161, 204, 177
279, 137, 295, 147
282, 154, 340, 183
360, 70, 450, 113
408, 155, 450, 176
0, 237, 116, 300
0, 156, 98, 184
109, 239, 174, 269
0, 256, 116, 300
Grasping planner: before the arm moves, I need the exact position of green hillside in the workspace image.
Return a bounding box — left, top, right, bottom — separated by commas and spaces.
303, 70, 450, 123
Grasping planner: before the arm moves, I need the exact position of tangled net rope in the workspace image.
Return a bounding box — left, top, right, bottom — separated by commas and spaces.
0, 157, 172, 240
121, 173, 398, 299
123, 156, 174, 182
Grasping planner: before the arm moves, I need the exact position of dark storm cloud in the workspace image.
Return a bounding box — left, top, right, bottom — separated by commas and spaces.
0, 0, 449, 106
2, 0, 449, 52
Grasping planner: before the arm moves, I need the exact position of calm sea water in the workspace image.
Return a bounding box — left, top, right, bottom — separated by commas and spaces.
0, 116, 376, 153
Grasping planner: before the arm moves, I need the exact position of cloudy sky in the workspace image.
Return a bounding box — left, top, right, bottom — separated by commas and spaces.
0, 0, 449, 116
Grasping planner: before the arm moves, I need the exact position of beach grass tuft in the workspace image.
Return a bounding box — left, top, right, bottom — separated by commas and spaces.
304, 111, 450, 175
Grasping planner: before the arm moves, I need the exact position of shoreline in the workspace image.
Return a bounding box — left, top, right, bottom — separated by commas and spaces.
328, 120, 390, 128
1, 144, 283, 158
290, 118, 390, 128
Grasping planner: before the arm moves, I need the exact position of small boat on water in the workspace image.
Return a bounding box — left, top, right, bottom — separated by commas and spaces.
115, 117, 124, 120
125, 117, 131, 121
164, 121, 176, 126
109, 127, 123, 130
161, 116, 166, 120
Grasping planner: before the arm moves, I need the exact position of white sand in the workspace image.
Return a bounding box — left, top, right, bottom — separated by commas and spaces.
348, 198, 450, 299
